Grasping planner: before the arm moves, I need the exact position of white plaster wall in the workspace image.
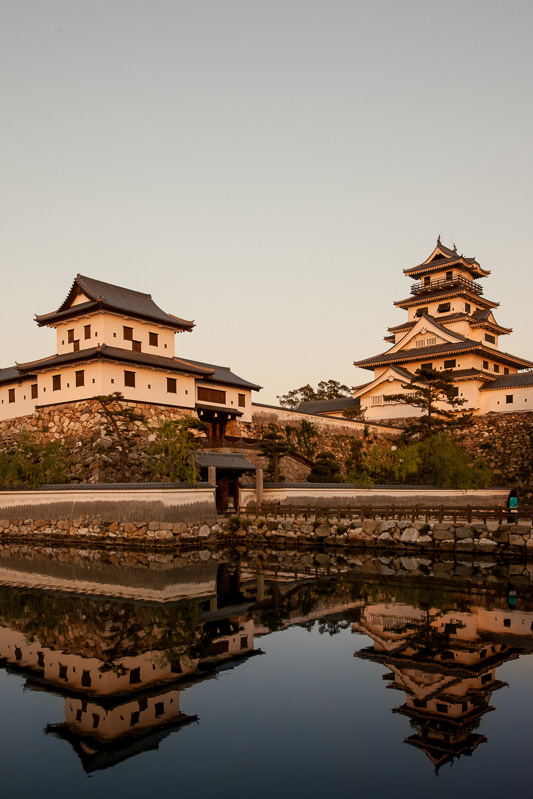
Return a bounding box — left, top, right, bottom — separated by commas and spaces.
196, 382, 254, 423
0, 381, 38, 422
0, 486, 216, 512
55, 312, 177, 356
480, 385, 533, 413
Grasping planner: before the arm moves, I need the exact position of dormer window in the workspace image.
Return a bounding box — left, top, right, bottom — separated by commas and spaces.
123, 326, 133, 341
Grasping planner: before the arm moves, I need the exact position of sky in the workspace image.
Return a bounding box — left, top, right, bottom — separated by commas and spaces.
2, 0, 532, 404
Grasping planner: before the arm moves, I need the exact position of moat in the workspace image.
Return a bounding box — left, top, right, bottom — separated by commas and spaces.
0, 543, 531, 799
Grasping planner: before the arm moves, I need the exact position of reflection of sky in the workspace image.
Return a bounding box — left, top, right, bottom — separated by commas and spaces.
2, 2, 533, 402
1, 618, 531, 799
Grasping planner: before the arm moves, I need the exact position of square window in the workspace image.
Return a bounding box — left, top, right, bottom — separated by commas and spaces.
149, 332, 158, 346
506, 395, 513, 404
31, 384, 38, 399
84, 325, 91, 339
67, 329, 75, 343
75, 370, 85, 387
52, 374, 61, 391
124, 371, 136, 388
123, 326, 133, 341
132, 340, 142, 352
8, 389, 15, 403
167, 377, 177, 394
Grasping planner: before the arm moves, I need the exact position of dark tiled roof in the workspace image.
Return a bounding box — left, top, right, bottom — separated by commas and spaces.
192, 452, 257, 471
187, 358, 261, 391
0, 366, 35, 385
403, 240, 489, 277
480, 371, 533, 391
17, 345, 214, 376
355, 339, 533, 370
196, 403, 243, 416
35, 274, 194, 331
296, 396, 360, 414
394, 287, 498, 309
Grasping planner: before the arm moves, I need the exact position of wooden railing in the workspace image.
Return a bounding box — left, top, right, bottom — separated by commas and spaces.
411, 274, 483, 295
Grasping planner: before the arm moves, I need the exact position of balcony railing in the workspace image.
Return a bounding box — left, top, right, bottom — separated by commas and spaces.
411, 274, 483, 295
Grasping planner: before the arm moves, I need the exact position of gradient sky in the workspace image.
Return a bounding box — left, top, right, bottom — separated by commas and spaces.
2, 0, 532, 403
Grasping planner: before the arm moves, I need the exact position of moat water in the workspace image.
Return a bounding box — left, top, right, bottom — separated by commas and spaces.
0, 544, 531, 799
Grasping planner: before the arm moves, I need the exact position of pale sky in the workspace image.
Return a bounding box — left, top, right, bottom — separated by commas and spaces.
2, 0, 532, 403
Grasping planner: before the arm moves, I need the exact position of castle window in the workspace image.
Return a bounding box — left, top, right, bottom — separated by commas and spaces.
73, 340, 80, 352
421, 362, 432, 370
506, 395, 513, 404
167, 378, 177, 394
494, 364, 500, 373
446, 271, 453, 281
31, 384, 38, 399
423, 276, 431, 285
485, 333, 496, 344
75, 370, 85, 387
8, 389, 15, 403
129, 667, 141, 684
123, 326, 133, 341
415, 307, 428, 317
371, 396, 383, 406
149, 332, 158, 347
198, 387, 226, 404
84, 325, 91, 339
238, 393, 246, 407
465, 303, 471, 313
132, 340, 142, 352
483, 360, 489, 369
130, 711, 140, 727
504, 367, 509, 374
443, 359, 456, 369
67, 329, 75, 343
124, 371, 136, 388
81, 670, 92, 687
436, 703, 448, 714
437, 303, 450, 313
52, 375, 61, 391
426, 337, 437, 346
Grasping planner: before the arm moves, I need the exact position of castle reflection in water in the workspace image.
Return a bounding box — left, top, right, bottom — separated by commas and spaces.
0, 544, 531, 773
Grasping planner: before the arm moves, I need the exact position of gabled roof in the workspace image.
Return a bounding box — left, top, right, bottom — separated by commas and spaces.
192, 452, 257, 471
394, 286, 499, 310
16, 345, 214, 377
187, 358, 261, 391
35, 275, 194, 332
386, 313, 470, 355
404, 238, 490, 279
480, 371, 533, 391
0, 366, 34, 386
295, 396, 362, 414
354, 339, 533, 371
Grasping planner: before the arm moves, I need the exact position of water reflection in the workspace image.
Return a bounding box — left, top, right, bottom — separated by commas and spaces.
0, 543, 531, 777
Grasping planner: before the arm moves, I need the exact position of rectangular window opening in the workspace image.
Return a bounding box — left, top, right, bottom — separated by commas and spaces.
123, 326, 133, 341
8, 389, 15, 403
67, 329, 75, 344
75, 370, 85, 387
124, 371, 136, 388
52, 375, 61, 391
167, 377, 177, 394
198, 386, 226, 404
149, 332, 158, 346
31, 384, 38, 399
84, 325, 91, 339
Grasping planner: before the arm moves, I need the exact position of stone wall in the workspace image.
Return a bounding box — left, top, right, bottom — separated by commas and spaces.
0, 399, 196, 483
1, 512, 532, 557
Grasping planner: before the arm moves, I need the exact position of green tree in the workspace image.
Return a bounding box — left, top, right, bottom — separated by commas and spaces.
95, 392, 144, 482
307, 451, 343, 483
145, 417, 209, 482
414, 432, 491, 488
277, 379, 352, 410
0, 433, 65, 487
384, 366, 469, 439
258, 424, 291, 482
285, 419, 319, 460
